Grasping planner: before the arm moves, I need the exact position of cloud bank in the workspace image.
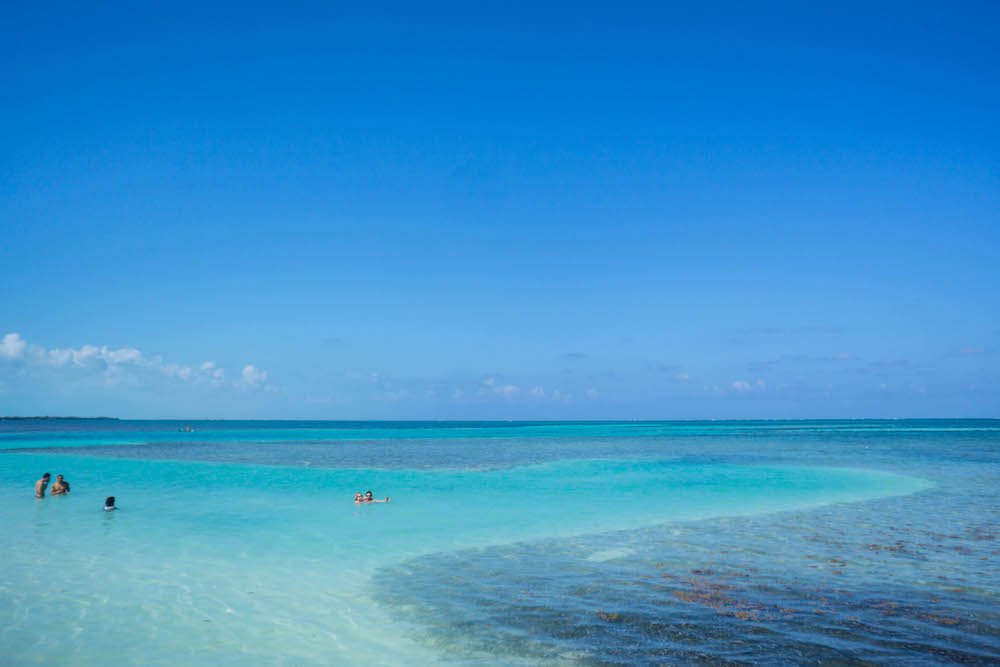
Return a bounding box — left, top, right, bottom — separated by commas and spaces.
0, 332, 269, 390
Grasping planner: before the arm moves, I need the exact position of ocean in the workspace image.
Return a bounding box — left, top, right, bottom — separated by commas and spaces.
0, 419, 997, 665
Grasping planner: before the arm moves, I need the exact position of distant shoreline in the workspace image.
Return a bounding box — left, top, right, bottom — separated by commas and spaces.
0, 417, 995, 423
0, 416, 119, 421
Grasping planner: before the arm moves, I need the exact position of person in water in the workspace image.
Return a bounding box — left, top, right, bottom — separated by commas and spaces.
364, 490, 390, 503
35, 473, 51, 498
354, 492, 364, 503
50, 474, 70, 495
104, 496, 117, 511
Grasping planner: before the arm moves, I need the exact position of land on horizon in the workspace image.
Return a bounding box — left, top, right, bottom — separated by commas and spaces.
3, 416, 997, 423
0, 416, 120, 421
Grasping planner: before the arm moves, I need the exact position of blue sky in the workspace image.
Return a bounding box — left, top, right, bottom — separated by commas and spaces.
1, 1, 998, 419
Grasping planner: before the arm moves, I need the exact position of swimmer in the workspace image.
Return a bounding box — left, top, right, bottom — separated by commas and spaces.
104, 496, 117, 511
34, 473, 51, 498
50, 474, 70, 495
354, 492, 364, 503
364, 490, 390, 503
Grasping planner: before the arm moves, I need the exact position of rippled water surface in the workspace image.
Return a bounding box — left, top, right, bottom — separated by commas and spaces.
0, 419, 997, 665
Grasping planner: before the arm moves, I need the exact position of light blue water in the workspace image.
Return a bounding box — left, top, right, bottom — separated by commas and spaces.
0, 420, 996, 664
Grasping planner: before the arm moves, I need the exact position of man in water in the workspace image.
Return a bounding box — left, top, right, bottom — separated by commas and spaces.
34, 473, 51, 498
50, 474, 70, 495
104, 496, 117, 511
364, 490, 390, 503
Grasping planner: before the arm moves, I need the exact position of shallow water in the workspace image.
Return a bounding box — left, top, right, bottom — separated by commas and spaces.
0, 419, 997, 664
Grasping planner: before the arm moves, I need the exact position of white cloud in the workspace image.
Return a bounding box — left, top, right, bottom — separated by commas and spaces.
731, 380, 752, 392
0, 331, 263, 391
241, 364, 268, 387
103, 347, 143, 365
675, 372, 691, 381
528, 386, 545, 397
42, 343, 145, 369
194, 361, 225, 384
0, 333, 27, 359
585, 388, 600, 398
498, 384, 519, 397
478, 377, 519, 397
46, 348, 72, 366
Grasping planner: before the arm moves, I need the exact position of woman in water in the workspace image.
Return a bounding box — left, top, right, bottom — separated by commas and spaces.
104, 496, 117, 511
364, 490, 390, 503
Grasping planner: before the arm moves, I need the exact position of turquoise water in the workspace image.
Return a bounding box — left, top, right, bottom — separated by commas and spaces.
0, 420, 997, 664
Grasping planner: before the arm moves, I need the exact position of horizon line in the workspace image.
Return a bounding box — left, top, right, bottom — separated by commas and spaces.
2, 416, 998, 423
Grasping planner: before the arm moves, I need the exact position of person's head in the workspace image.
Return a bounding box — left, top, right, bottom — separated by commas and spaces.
56, 475, 63, 481
365, 490, 374, 499
42, 473, 51, 480
105, 496, 115, 507
354, 492, 363, 501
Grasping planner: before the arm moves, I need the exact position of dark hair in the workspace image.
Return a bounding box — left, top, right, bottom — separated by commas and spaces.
43, 472, 51, 479
105, 496, 115, 507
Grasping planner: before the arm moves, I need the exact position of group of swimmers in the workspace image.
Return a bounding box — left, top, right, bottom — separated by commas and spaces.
34, 472, 118, 511
34, 472, 70, 497
37, 471, 384, 509
354, 490, 390, 503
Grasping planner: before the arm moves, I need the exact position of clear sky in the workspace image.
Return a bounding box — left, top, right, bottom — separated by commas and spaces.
1, 2, 998, 419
